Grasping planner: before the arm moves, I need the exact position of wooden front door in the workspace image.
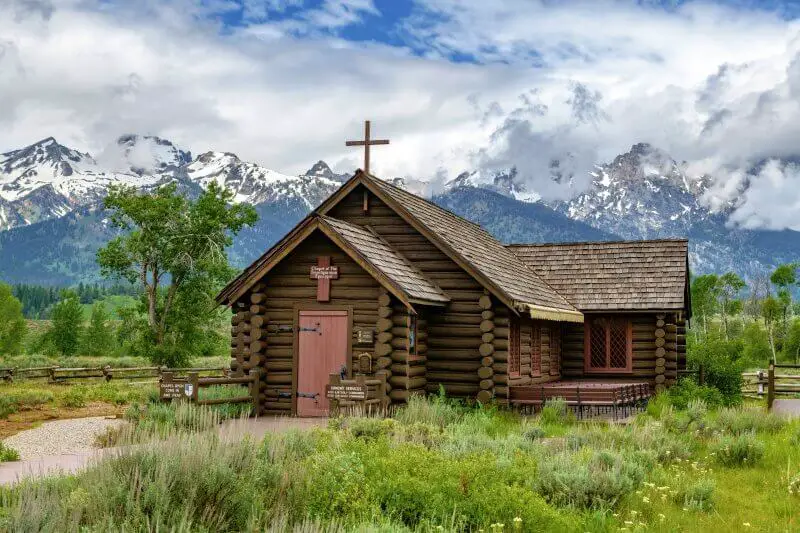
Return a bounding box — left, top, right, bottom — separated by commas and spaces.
296, 310, 349, 417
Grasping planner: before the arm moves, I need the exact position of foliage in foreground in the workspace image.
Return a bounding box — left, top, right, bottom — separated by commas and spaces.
2, 396, 798, 532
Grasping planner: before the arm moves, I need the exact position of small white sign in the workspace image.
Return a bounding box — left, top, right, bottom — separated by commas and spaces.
184, 383, 194, 397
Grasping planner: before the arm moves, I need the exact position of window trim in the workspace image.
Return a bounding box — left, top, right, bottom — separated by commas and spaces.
549, 325, 561, 376
583, 316, 633, 374
531, 324, 542, 377
509, 316, 521, 378
408, 314, 424, 362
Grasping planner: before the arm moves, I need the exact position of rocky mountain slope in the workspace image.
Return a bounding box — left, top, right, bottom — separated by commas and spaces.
0, 135, 798, 284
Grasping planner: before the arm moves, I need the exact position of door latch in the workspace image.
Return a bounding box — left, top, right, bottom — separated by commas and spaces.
296, 391, 320, 404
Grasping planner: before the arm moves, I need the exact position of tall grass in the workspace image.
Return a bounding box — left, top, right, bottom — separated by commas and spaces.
1, 396, 798, 532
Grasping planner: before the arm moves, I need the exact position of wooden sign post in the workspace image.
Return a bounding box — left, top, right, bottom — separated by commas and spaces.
310, 256, 339, 302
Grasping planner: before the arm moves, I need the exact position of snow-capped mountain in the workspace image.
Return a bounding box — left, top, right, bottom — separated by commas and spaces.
185, 152, 340, 208
438, 142, 800, 276
0, 136, 341, 232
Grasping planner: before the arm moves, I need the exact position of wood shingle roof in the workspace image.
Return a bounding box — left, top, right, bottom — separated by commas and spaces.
366, 176, 582, 319
320, 216, 449, 305
507, 239, 690, 312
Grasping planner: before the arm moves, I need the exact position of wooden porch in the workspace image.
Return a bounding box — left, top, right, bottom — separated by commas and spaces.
509, 380, 653, 420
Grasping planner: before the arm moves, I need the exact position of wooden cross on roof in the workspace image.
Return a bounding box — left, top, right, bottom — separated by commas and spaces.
345, 120, 389, 175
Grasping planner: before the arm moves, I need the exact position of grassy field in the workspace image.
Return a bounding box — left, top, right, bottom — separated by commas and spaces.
0, 395, 798, 532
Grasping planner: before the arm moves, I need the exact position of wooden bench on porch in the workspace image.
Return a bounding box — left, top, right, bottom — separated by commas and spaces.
509, 381, 652, 420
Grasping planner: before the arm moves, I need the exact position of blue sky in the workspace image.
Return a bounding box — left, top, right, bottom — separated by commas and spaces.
4, 0, 800, 229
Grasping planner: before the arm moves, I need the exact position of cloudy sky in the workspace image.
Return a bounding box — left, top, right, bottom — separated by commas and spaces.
3, 0, 800, 228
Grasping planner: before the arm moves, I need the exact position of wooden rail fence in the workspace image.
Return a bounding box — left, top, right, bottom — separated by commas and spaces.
0, 365, 229, 384
161, 368, 264, 416
741, 363, 800, 408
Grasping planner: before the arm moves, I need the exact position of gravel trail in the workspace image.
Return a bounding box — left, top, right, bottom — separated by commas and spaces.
2, 416, 125, 460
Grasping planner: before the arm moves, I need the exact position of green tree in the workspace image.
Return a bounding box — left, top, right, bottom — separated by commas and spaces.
0, 282, 26, 354
691, 274, 720, 337
761, 295, 783, 362
717, 272, 746, 341
48, 290, 85, 357
96, 182, 257, 366
770, 263, 798, 329
742, 322, 772, 366
82, 301, 115, 357
783, 318, 800, 365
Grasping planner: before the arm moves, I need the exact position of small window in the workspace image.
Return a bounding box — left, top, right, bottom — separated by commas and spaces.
531, 324, 542, 377
509, 317, 521, 378
584, 317, 632, 373
550, 326, 561, 376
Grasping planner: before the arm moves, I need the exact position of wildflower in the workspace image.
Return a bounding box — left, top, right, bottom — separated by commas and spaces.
658, 514, 666, 522
642, 496, 650, 504
743, 523, 751, 528
624, 521, 634, 526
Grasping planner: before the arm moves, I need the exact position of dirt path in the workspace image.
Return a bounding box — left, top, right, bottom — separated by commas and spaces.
0, 416, 326, 486
772, 399, 800, 418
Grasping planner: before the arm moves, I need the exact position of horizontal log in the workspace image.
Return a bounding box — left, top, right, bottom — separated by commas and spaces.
378, 293, 392, 307
390, 376, 427, 390
428, 337, 480, 349
428, 325, 483, 337
265, 360, 293, 371
375, 343, 392, 357
427, 371, 480, 383
478, 295, 492, 310
378, 306, 393, 319
480, 320, 495, 333
427, 360, 482, 372
479, 343, 494, 357
481, 356, 494, 367
493, 350, 509, 363
493, 327, 510, 339
377, 331, 393, 344
481, 310, 494, 320
479, 379, 494, 391
377, 318, 393, 332
492, 374, 508, 385
426, 349, 481, 361
477, 389, 493, 403
492, 338, 509, 350
426, 382, 479, 395
265, 372, 292, 385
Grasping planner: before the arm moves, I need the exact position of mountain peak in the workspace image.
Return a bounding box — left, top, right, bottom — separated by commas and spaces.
303, 160, 350, 183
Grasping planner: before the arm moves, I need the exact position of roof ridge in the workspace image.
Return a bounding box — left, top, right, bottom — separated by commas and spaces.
364, 172, 485, 230
507, 238, 689, 248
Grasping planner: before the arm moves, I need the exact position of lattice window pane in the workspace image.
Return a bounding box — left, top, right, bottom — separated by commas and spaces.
509, 317, 521, 377
589, 319, 607, 368
609, 320, 628, 369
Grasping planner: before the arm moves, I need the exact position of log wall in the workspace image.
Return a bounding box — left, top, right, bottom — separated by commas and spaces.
231, 232, 383, 415
560, 313, 683, 386
329, 187, 491, 402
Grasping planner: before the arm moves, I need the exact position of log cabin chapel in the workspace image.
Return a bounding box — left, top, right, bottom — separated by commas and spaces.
216, 168, 691, 417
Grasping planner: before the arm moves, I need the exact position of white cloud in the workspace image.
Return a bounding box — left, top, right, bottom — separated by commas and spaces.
3, 0, 800, 229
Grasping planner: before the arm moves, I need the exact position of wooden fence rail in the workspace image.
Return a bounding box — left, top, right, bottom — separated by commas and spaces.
0, 365, 229, 384
161, 369, 263, 415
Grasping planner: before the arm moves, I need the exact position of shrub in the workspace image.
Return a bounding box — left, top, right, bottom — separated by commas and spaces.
678, 478, 715, 511
0, 441, 20, 462
666, 379, 724, 410
0, 389, 54, 418
710, 433, 765, 467
714, 407, 785, 435
540, 398, 574, 425
59, 386, 87, 409
687, 336, 744, 406
523, 425, 546, 441
347, 417, 397, 440
394, 394, 463, 428
789, 472, 800, 497
533, 449, 649, 509
686, 399, 708, 422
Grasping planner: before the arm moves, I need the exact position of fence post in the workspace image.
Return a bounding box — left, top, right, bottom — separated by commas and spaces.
188, 372, 200, 403
698, 365, 705, 386
767, 362, 775, 411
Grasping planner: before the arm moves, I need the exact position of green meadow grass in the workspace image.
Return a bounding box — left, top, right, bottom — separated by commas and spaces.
0, 396, 798, 532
